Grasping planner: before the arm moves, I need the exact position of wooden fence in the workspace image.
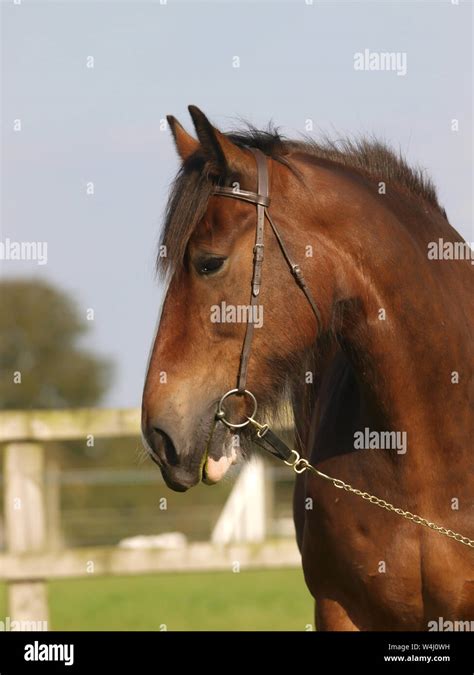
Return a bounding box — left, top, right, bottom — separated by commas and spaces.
0, 408, 299, 625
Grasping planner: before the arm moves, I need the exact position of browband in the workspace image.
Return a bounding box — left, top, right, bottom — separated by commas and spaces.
213, 186, 270, 208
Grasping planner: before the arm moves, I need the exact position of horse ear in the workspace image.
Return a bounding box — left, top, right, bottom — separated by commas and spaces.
167, 115, 200, 162
188, 105, 250, 178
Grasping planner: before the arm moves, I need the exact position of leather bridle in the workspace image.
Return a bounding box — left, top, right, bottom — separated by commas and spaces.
213, 148, 321, 460
208, 148, 474, 550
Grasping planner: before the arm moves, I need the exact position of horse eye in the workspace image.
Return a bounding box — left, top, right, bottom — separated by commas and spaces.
197, 257, 226, 275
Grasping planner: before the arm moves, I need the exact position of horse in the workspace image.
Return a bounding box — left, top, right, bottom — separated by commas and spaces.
142, 105, 474, 630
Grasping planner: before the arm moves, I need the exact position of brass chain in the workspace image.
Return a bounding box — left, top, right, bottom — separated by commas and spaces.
285, 453, 474, 549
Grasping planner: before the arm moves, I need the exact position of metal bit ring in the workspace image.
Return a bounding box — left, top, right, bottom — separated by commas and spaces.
216, 389, 258, 429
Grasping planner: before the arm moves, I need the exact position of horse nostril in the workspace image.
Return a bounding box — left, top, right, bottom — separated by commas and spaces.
152, 427, 179, 466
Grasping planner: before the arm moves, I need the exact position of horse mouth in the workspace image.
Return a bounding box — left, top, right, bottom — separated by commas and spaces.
201, 422, 240, 485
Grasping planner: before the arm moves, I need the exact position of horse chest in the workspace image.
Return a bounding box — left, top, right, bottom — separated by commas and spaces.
301, 489, 427, 629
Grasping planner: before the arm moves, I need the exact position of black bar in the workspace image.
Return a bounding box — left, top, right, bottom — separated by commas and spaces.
0, 631, 471, 673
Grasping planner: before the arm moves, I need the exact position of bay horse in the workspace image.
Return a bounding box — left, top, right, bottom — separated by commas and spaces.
142, 105, 474, 630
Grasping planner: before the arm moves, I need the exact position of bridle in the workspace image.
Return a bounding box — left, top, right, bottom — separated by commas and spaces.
209, 147, 474, 549
212, 147, 321, 460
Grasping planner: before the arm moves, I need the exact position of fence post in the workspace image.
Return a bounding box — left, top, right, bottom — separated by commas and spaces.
211, 456, 267, 544
45, 452, 63, 550
4, 442, 49, 626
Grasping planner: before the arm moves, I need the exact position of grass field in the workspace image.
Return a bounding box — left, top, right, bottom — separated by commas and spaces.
0, 568, 314, 631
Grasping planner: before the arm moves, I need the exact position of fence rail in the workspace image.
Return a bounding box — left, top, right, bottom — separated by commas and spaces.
0, 540, 299, 581
0, 407, 141, 442
0, 407, 298, 625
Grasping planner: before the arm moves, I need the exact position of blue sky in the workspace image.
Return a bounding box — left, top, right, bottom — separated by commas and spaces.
1, 0, 472, 406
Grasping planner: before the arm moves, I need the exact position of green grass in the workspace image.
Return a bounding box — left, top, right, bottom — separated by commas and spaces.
0, 569, 313, 631
0, 583, 5, 622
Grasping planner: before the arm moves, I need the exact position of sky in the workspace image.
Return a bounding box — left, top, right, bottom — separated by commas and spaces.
1, 0, 472, 407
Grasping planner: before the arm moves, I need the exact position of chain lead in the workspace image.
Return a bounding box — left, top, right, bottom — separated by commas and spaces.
262, 423, 474, 549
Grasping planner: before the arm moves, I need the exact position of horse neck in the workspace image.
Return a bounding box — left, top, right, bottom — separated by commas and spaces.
288, 160, 473, 469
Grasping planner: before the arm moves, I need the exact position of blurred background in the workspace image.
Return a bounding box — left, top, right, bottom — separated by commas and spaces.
0, 0, 471, 630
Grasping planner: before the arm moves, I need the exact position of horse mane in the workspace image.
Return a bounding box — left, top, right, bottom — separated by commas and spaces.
158, 124, 445, 276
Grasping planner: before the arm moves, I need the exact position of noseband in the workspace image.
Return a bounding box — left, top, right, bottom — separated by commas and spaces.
213, 148, 321, 445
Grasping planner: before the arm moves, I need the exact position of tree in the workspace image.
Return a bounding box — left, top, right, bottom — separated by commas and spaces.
0, 278, 113, 409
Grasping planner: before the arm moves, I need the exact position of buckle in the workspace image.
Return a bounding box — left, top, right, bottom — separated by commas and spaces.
292, 264, 302, 279
253, 244, 264, 262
